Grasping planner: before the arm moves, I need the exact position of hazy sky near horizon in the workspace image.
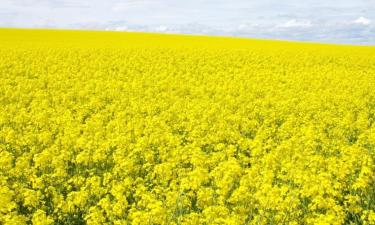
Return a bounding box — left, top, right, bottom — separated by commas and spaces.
1, 0, 375, 44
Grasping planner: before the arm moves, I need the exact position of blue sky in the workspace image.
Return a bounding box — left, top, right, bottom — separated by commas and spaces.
1, 0, 375, 44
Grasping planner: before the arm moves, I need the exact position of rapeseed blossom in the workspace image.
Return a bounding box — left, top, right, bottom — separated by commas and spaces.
0, 28, 374, 224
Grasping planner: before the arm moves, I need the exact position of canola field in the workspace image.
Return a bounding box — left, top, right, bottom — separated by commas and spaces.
0, 28, 375, 225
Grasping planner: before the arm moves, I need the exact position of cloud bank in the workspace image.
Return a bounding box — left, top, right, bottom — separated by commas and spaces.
1, 0, 375, 45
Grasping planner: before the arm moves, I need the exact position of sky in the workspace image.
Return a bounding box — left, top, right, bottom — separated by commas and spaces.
1, 0, 375, 44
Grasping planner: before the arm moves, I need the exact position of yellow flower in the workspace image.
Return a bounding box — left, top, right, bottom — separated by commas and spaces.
0, 28, 374, 225
31, 210, 53, 225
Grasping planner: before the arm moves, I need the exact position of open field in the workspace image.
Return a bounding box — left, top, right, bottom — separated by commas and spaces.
0, 29, 375, 225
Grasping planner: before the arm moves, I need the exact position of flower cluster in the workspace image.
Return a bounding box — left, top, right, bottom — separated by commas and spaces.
0, 29, 374, 224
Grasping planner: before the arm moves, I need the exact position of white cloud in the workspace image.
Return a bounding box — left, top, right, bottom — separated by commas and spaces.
237, 23, 259, 31
353, 16, 371, 25
112, 1, 161, 12
9, 0, 88, 8
279, 19, 313, 28
154, 25, 168, 32
114, 25, 129, 31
